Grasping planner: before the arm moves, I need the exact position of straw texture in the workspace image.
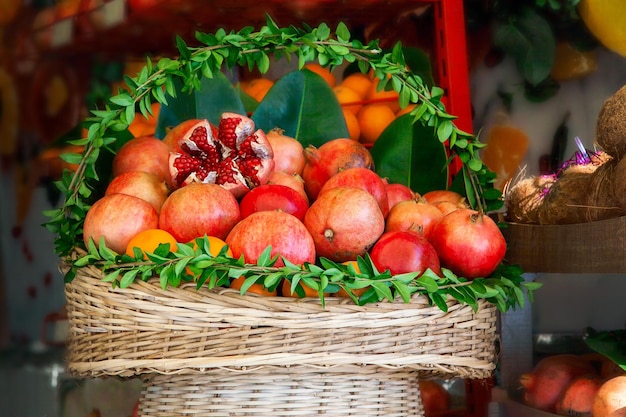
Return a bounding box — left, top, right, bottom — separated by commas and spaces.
65, 263, 497, 380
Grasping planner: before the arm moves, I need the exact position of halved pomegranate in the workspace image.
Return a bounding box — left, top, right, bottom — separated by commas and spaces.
166, 113, 275, 198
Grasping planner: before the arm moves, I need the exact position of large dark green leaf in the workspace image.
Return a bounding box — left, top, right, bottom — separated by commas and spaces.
252, 69, 349, 148
584, 327, 626, 371
494, 7, 555, 86
154, 71, 246, 139
371, 114, 448, 194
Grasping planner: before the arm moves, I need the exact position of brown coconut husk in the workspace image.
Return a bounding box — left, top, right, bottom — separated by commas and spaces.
596, 84, 626, 159
537, 153, 611, 225
612, 156, 626, 211
584, 158, 624, 222
505, 175, 556, 224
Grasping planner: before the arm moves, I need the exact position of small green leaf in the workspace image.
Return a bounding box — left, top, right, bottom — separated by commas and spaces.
120, 269, 139, 288
416, 275, 439, 293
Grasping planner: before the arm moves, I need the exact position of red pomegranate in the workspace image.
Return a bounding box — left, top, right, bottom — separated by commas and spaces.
83, 193, 159, 253
429, 209, 506, 279
318, 167, 389, 217
112, 136, 172, 182
166, 114, 275, 198
225, 211, 316, 267
304, 186, 384, 262
266, 170, 309, 203
301, 138, 374, 200
159, 183, 241, 242
419, 380, 451, 417
369, 231, 441, 276
422, 189, 465, 205
105, 171, 169, 214
239, 184, 309, 221
385, 182, 416, 209
520, 354, 597, 413
384, 198, 444, 239
266, 128, 305, 175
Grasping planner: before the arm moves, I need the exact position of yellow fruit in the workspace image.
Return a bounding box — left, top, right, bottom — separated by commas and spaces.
340, 73, 373, 99
342, 108, 361, 141
303, 62, 336, 87
357, 103, 396, 145
125, 229, 178, 259
334, 85, 363, 114
579, 0, 626, 57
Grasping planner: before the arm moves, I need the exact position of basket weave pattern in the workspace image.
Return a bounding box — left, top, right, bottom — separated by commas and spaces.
65, 263, 497, 380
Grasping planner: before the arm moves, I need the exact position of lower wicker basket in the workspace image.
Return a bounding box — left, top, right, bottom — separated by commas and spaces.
64, 263, 498, 416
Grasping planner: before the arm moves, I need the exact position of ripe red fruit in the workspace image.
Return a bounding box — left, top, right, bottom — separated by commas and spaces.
556, 374, 604, 417
105, 171, 169, 214
385, 182, 416, 209
429, 209, 506, 279
112, 136, 172, 182
166, 114, 275, 198
419, 380, 451, 417
266, 128, 305, 175
226, 211, 316, 267
83, 193, 159, 253
301, 138, 374, 200
266, 170, 309, 203
159, 183, 241, 242
422, 189, 465, 205
369, 231, 441, 276
384, 198, 444, 239
520, 354, 597, 413
318, 167, 389, 217
304, 186, 384, 262
239, 184, 309, 221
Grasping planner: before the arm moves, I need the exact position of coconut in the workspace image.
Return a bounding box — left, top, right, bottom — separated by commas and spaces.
584, 157, 624, 222
613, 156, 626, 210
538, 153, 614, 224
505, 175, 556, 224
596, 84, 626, 159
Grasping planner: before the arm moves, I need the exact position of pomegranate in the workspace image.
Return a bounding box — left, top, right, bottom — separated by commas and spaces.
266, 170, 309, 203
105, 171, 169, 214
429, 209, 506, 279
159, 183, 241, 242
422, 189, 465, 205
385, 182, 416, 209
520, 354, 597, 413
239, 184, 309, 221
384, 198, 444, 239
166, 114, 275, 198
225, 211, 316, 267
369, 231, 441, 276
556, 374, 604, 417
266, 128, 305, 175
419, 380, 451, 417
593, 376, 626, 417
304, 186, 384, 262
301, 138, 374, 200
112, 136, 172, 182
83, 193, 159, 254
318, 167, 389, 217
432, 199, 468, 216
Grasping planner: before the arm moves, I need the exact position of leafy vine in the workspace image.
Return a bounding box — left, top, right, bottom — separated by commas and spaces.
44, 16, 527, 311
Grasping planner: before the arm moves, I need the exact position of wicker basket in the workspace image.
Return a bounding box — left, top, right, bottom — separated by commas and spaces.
64, 262, 497, 416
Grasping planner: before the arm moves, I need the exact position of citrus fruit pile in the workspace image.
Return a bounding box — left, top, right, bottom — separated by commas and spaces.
81, 110, 508, 300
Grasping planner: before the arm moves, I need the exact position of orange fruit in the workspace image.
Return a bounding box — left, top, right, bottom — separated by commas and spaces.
337, 260, 369, 298
342, 108, 361, 141
357, 103, 397, 145
125, 228, 178, 259
550, 42, 598, 81
366, 78, 400, 113
281, 279, 319, 298
229, 276, 277, 296
303, 62, 336, 87
333, 85, 363, 114
242, 78, 274, 102
340, 72, 373, 99
189, 235, 233, 257
129, 102, 160, 137
481, 124, 530, 190
396, 103, 417, 118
